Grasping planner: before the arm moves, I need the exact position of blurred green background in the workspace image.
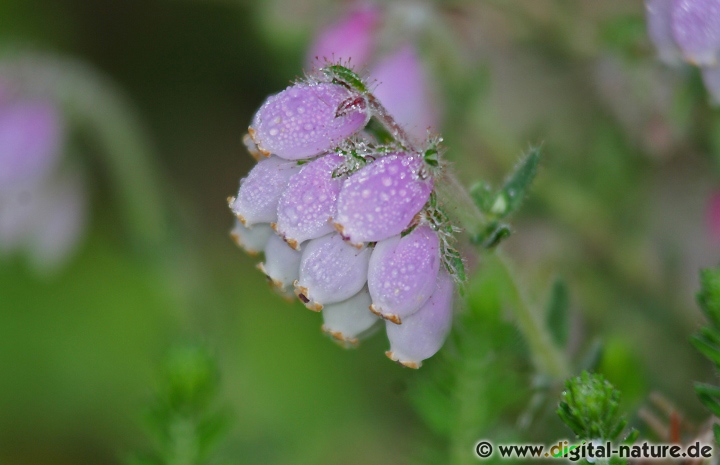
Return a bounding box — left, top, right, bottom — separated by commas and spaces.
1, 0, 719, 464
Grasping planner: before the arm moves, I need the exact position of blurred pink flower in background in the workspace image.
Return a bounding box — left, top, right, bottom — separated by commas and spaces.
306, 4, 380, 70
0, 81, 86, 271
307, 3, 440, 142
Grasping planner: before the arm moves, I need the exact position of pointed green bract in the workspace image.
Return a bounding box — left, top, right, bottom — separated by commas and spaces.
495, 146, 541, 219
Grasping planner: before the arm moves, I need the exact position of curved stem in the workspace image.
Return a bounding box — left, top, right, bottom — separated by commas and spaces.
0, 51, 166, 249
492, 251, 571, 379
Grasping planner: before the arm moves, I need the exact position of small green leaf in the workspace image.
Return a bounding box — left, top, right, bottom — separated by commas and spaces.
495, 146, 541, 219
546, 278, 570, 348
698, 267, 720, 328
472, 222, 512, 249
322, 64, 367, 93
691, 334, 720, 367
469, 181, 494, 213
713, 423, 720, 445
364, 118, 394, 144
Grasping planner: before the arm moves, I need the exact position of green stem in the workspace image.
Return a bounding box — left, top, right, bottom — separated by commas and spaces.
491, 251, 570, 379
441, 172, 570, 379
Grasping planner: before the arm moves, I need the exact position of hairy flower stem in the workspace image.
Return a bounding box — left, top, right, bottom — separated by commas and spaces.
439, 171, 570, 379
492, 252, 570, 379
366, 93, 415, 150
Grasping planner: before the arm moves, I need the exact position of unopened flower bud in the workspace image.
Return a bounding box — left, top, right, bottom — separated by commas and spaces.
294, 233, 371, 311
230, 220, 273, 255
321, 287, 379, 346
334, 153, 432, 245
370, 46, 438, 143
306, 6, 380, 69
368, 225, 441, 324
229, 156, 301, 226
249, 82, 369, 160
274, 153, 344, 249
257, 233, 302, 291
385, 270, 454, 368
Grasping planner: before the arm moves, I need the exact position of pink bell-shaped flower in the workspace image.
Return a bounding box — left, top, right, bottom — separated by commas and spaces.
274, 153, 344, 249
249, 82, 369, 160
385, 270, 454, 368
367, 225, 441, 324
294, 232, 371, 311
229, 156, 301, 226
334, 153, 433, 246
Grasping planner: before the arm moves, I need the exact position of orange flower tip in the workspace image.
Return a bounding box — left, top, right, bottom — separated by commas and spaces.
333, 223, 364, 248
227, 196, 236, 207
256, 262, 284, 289
293, 281, 321, 310
259, 146, 272, 158
242, 133, 263, 161
321, 325, 359, 348
369, 304, 401, 325
236, 214, 248, 226
270, 222, 278, 232
284, 237, 300, 251
385, 351, 420, 369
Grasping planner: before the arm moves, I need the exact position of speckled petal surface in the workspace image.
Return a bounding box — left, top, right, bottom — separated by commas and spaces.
294, 233, 371, 310
646, 0, 683, 64
230, 156, 300, 226
274, 153, 344, 249
230, 221, 273, 255
385, 270, 454, 369
306, 6, 380, 69
257, 233, 302, 291
250, 83, 369, 160
321, 288, 379, 346
0, 100, 62, 190
368, 225, 440, 324
334, 153, 432, 245
671, 0, 720, 65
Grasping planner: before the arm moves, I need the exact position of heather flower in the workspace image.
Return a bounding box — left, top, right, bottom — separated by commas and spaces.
385, 269, 454, 368
306, 8, 438, 143
334, 153, 433, 246
229, 63, 462, 367
294, 232, 372, 311
306, 5, 380, 69
646, 0, 720, 102
370, 46, 438, 143
274, 153, 344, 249
249, 82, 369, 160
23, 169, 86, 269
230, 220, 273, 255
321, 287, 379, 346
367, 225, 441, 324
257, 233, 302, 292
229, 156, 301, 226
0, 88, 87, 270
0, 99, 62, 189
670, 0, 720, 66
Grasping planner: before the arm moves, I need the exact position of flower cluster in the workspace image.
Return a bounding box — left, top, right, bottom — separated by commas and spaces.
646, 0, 720, 103
228, 65, 462, 368
0, 76, 86, 270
